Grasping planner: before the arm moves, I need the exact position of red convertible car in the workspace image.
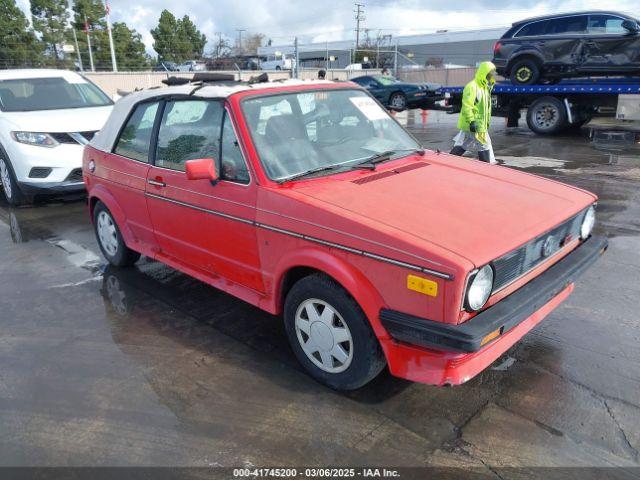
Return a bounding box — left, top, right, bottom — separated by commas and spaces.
84, 79, 606, 390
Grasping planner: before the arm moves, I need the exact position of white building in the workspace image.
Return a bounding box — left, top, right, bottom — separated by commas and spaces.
257, 27, 507, 69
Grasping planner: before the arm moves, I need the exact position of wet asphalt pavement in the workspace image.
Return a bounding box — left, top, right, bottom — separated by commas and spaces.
0, 112, 639, 475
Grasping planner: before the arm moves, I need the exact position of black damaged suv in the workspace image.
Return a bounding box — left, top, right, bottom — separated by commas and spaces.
493, 11, 640, 85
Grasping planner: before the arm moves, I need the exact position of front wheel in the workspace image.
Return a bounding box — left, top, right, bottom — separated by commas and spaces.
0, 151, 27, 206
526, 96, 568, 135
389, 92, 407, 111
93, 201, 140, 267
284, 274, 386, 390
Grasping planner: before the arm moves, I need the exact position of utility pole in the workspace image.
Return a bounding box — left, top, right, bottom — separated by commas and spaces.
105, 1, 117, 72
293, 36, 299, 79
354, 2, 364, 62
236, 29, 246, 55
354, 3, 365, 48
72, 28, 83, 72
84, 16, 95, 72
393, 39, 398, 76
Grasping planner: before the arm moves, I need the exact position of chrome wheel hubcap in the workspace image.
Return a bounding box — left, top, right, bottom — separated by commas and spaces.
391, 95, 405, 109
0, 158, 12, 199
534, 104, 559, 129
295, 298, 353, 373
97, 211, 118, 257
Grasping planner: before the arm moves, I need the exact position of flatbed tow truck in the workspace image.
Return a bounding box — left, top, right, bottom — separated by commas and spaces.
435, 77, 640, 148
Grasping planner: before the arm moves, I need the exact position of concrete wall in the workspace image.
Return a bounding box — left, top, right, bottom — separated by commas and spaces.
84, 68, 483, 99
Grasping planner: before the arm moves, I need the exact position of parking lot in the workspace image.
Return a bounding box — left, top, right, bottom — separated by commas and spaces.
0, 111, 638, 474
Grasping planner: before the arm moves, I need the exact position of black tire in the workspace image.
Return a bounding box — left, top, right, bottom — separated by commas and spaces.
284, 273, 386, 390
388, 92, 407, 111
0, 149, 27, 206
93, 201, 140, 267
510, 58, 540, 85
526, 96, 568, 135
275, 66, 282, 71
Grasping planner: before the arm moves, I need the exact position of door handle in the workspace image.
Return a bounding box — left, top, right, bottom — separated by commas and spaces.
147, 179, 166, 187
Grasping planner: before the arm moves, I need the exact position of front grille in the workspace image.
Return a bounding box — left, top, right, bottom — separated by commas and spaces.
66, 168, 84, 182
492, 210, 585, 291
50, 132, 77, 144
80, 131, 97, 141
28, 167, 52, 178
49, 131, 98, 145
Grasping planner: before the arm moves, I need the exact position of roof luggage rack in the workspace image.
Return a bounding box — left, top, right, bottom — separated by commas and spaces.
162, 72, 270, 88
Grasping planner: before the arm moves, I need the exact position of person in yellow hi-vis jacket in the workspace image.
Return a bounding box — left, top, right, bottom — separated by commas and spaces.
449, 61, 497, 164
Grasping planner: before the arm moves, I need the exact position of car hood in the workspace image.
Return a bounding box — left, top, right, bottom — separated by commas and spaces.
290, 152, 595, 267
1, 105, 112, 133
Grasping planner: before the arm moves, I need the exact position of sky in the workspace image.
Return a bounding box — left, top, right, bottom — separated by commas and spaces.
15, 0, 639, 56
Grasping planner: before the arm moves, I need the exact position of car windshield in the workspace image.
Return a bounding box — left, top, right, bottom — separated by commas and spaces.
242, 89, 421, 181
375, 76, 399, 86
0, 76, 112, 112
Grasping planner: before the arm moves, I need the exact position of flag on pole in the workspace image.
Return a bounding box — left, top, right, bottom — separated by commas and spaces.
105, 1, 110, 15
83, 20, 90, 34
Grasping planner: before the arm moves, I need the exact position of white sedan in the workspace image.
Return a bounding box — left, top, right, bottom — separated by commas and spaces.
0, 69, 113, 205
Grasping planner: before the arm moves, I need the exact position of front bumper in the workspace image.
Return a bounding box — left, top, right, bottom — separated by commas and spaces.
379, 235, 607, 384
18, 180, 85, 195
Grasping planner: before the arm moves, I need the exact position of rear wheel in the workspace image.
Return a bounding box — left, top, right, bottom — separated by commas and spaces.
93, 201, 140, 267
284, 274, 386, 390
510, 59, 540, 85
526, 96, 568, 135
0, 151, 27, 206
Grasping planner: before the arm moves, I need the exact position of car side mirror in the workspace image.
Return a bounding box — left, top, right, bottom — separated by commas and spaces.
622, 19, 639, 33
185, 158, 219, 183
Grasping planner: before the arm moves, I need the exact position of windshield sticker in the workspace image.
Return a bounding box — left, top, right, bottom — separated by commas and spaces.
349, 96, 388, 120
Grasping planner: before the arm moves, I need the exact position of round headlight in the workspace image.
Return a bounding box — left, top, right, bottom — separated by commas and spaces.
466, 265, 494, 311
580, 206, 596, 240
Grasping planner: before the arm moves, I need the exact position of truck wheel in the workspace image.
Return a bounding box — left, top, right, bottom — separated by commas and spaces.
526, 96, 568, 135
0, 150, 27, 206
389, 92, 407, 111
284, 274, 386, 390
510, 59, 540, 85
93, 201, 140, 267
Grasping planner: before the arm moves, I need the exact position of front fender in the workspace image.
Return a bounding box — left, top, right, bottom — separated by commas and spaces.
267, 246, 390, 340
88, 183, 135, 247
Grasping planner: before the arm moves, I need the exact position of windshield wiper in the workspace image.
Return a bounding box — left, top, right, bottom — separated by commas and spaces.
352, 148, 425, 170
277, 164, 343, 183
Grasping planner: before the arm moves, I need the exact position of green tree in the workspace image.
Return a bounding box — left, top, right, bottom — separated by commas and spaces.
30, 0, 70, 66
178, 15, 206, 58
151, 10, 206, 63
111, 22, 150, 70
150, 10, 179, 62
0, 0, 44, 68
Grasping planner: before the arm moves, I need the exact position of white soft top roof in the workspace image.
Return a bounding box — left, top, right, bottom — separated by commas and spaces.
91, 79, 338, 153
